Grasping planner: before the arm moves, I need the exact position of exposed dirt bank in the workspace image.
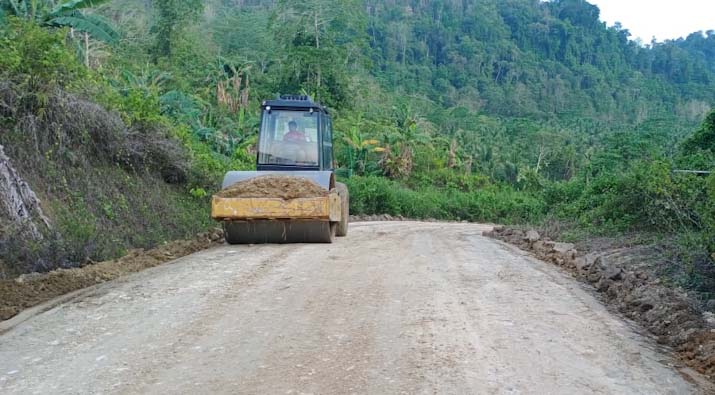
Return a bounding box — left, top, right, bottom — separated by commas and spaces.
485, 226, 715, 380
0, 229, 223, 322
216, 175, 328, 199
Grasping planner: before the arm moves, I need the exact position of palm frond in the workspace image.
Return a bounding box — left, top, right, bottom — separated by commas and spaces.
78, 13, 119, 40
53, 10, 119, 41
48, 14, 117, 43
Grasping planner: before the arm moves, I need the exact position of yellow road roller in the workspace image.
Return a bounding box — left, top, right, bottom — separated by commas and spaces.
211, 95, 349, 244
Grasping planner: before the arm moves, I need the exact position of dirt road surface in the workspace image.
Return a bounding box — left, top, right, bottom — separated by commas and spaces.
0, 222, 706, 394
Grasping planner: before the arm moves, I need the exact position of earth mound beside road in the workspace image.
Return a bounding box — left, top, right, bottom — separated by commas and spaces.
0, 229, 223, 322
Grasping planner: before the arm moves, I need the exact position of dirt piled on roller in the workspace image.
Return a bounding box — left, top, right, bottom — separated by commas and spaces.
216, 175, 328, 200
0, 229, 224, 322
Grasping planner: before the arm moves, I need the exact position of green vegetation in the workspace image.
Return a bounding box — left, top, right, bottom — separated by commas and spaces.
0, 15, 225, 275
0, 0, 713, 289
345, 175, 544, 224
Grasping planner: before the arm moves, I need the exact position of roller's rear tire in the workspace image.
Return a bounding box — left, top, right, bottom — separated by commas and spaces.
223, 220, 335, 244
335, 182, 349, 237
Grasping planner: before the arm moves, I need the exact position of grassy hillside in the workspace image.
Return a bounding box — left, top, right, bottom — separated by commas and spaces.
0, 20, 226, 277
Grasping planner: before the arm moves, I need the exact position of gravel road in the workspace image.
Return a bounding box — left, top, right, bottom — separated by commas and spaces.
0, 222, 706, 394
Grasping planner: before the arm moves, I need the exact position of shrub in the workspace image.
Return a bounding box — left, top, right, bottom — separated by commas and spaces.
0, 18, 84, 90
409, 169, 491, 193
343, 175, 545, 224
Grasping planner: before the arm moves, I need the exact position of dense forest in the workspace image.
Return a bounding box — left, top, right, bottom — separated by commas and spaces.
0, 0, 713, 290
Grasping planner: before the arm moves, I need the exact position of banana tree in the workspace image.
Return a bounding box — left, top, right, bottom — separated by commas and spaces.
335, 114, 384, 176
2, 0, 118, 66
341, 128, 384, 176
2, 0, 117, 40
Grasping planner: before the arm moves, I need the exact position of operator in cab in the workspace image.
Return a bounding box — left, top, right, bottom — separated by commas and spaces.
283, 121, 308, 143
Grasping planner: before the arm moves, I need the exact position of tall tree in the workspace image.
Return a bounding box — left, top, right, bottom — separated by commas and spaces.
270, 0, 366, 106
151, 0, 203, 60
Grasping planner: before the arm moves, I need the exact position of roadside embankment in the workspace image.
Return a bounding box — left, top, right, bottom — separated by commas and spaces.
485, 226, 715, 379
0, 228, 223, 322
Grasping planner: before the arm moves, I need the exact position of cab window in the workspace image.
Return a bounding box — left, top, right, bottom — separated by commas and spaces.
257, 110, 319, 166
322, 116, 333, 169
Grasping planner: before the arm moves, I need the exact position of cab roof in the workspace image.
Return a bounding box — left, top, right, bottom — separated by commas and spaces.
262, 95, 329, 114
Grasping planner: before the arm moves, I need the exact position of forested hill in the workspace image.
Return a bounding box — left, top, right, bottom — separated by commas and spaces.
199, 0, 715, 122
195, 0, 715, 133
176, 0, 715, 179
364, 0, 715, 123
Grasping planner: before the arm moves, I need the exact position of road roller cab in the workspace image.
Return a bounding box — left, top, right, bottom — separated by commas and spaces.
211, 95, 349, 244
256, 95, 334, 172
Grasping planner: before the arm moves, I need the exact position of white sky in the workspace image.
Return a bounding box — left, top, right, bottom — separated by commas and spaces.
587, 0, 715, 42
